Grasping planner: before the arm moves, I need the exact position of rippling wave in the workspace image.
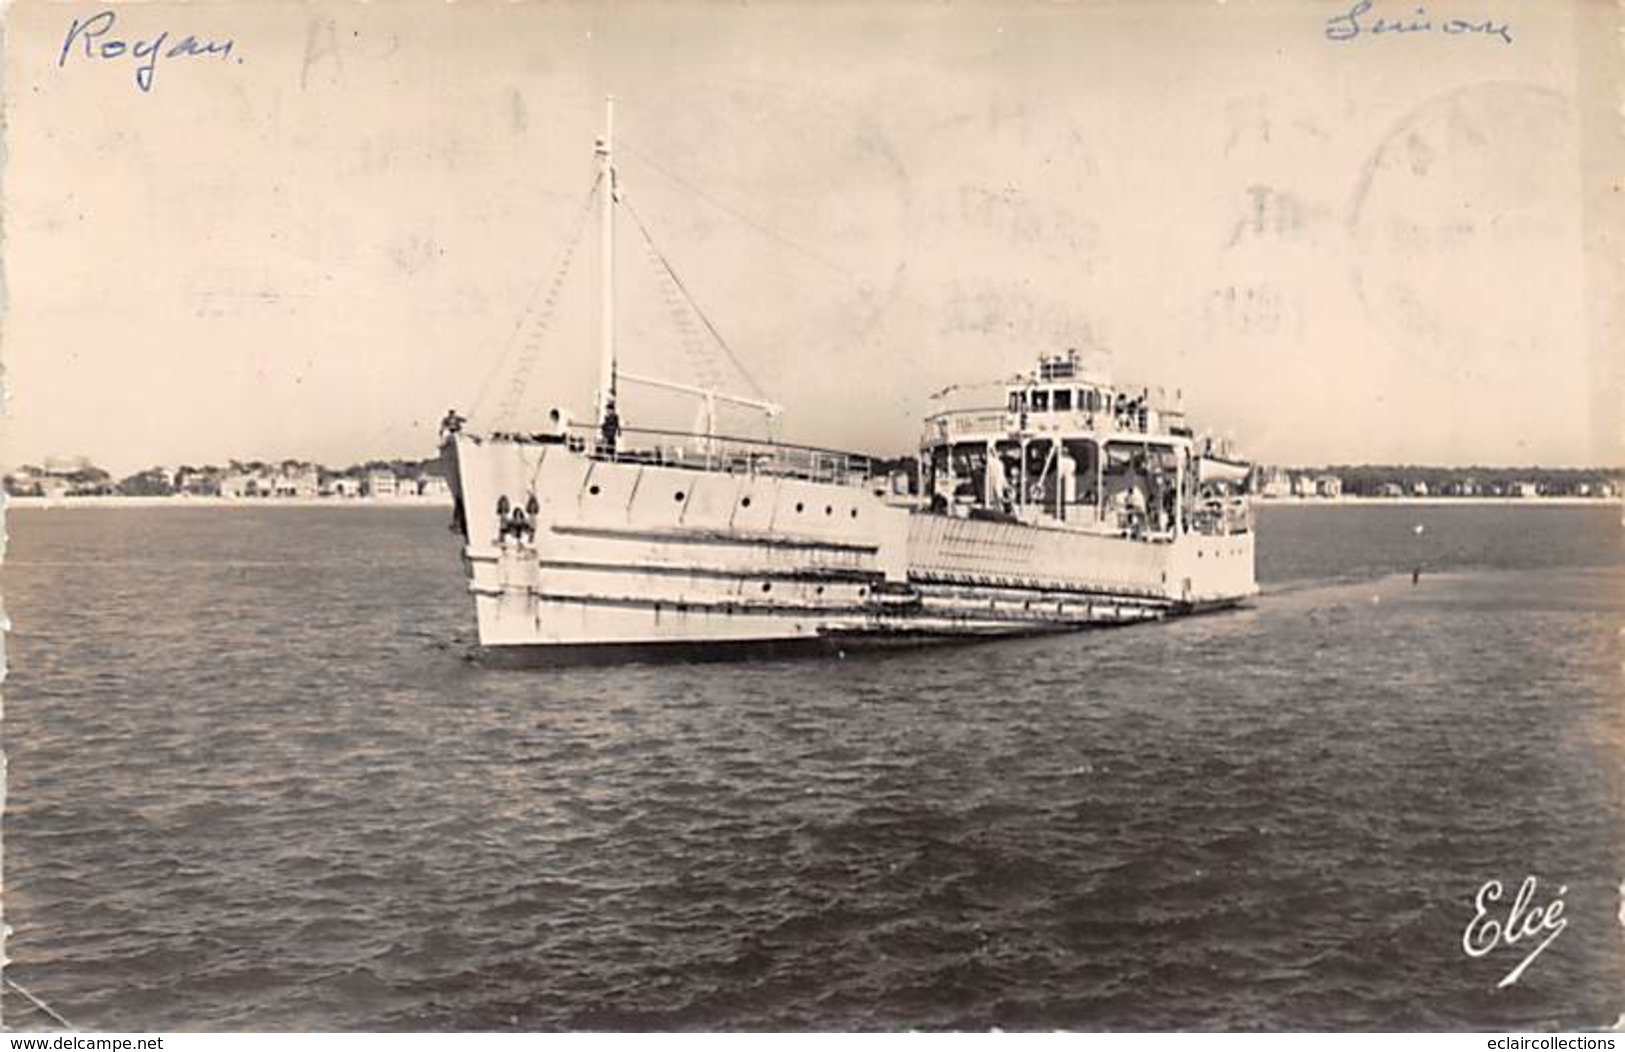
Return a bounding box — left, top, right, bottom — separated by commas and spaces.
3, 505, 1622, 1029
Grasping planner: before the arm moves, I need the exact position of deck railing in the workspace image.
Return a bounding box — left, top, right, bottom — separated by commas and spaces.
553, 425, 879, 485
923, 406, 1171, 442
1189, 496, 1254, 536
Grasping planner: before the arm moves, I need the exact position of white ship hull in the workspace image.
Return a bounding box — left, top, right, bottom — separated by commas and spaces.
446, 435, 1257, 662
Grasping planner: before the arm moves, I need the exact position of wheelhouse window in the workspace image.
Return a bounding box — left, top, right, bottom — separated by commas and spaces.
1008, 391, 1026, 413
1032, 390, 1050, 412
1053, 389, 1073, 412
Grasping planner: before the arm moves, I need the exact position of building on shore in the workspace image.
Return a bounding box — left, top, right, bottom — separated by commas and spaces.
175, 468, 221, 497
272, 465, 319, 498
365, 470, 398, 498
5, 456, 113, 497
219, 473, 266, 499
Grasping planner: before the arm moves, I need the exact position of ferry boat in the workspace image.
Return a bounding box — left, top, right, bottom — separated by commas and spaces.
440, 100, 1257, 661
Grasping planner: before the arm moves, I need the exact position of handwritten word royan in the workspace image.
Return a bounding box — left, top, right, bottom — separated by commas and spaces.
1325, 0, 1512, 44
59, 10, 236, 93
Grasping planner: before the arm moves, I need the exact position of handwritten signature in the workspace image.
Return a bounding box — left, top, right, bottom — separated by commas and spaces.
1325, 0, 1512, 44
59, 10, 237, 93
1462, 876, 1567, 988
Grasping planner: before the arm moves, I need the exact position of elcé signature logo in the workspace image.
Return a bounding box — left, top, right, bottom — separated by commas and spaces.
1462, 876, 1567, 988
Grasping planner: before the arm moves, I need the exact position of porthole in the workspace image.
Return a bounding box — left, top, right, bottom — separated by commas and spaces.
858, 587, 868, 597
849, 508, 858, 518
741, 496, 752, 508
795, 501, 805, 513
588, 484, 601, 496
674, 491, 686, 502
825, 505, 833, 516
815, 585, 825, 595
761, 582, 772, 593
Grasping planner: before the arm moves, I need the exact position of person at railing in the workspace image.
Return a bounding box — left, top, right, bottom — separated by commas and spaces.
1079, 480, 1100, 521
600, 403, 621, 455
1127, 484, 1148, 537
1058, 449, 1077, 517
987, 452, 1014, 514
931, 470, 954, 514
1157, 482, 1177, 535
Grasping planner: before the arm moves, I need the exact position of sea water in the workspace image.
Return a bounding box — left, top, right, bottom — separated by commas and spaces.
2, 503, 1621, 1029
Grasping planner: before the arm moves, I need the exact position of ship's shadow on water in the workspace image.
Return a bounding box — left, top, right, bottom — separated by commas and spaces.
3, 504, 1623, 1030
461, 618, 1155, 671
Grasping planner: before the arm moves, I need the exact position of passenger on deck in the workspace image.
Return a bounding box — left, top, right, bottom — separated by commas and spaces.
1058, 449, 1077, 514
932, 470, 955, 514
1127, 485, 1148, 537
986, 453, 1010, 511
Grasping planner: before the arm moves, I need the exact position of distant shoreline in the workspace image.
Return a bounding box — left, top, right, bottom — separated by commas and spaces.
4, 495, 455, 510
4, 494, 1618, 511
1257, 496, 1622, 508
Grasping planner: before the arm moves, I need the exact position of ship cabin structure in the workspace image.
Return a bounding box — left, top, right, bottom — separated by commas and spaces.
920, 350, 1249, 542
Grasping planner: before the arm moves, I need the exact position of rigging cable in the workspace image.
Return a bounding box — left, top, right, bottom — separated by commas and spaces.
616, 134, 869, 288
619, 193, 770, 404
469, 170, 602, 428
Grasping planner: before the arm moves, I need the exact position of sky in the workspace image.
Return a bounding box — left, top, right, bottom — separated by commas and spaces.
2, 0, 1619, 476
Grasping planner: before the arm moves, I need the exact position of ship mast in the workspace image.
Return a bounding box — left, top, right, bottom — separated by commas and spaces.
595, 95, 618, 448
